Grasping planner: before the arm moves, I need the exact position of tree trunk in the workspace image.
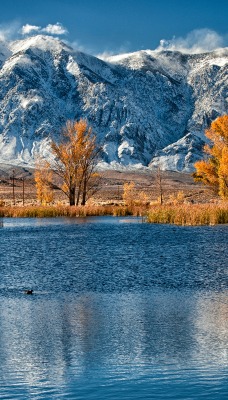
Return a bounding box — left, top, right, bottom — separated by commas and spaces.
76, 183, 82, 206
69, 186, 76, 206
81, 177, 87, 205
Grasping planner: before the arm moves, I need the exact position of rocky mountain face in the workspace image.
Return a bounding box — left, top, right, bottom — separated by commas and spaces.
0, 35, 227, 171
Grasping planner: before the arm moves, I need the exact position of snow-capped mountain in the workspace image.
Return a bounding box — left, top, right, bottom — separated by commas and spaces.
0, 35, 227, 171
149, 133, 206, 172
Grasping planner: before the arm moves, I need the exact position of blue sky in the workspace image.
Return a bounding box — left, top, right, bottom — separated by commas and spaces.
0, 0, 228, 55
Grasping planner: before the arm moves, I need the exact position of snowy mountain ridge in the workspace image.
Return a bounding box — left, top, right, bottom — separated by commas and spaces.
0, 35, 227, 171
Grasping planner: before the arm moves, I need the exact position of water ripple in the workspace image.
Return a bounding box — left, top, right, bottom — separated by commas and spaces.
0, 218, 228, 399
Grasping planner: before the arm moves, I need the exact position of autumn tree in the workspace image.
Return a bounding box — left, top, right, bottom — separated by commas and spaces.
123, 181, 150, 206
193, 115, 228, 199
123, 182, 136, 206
34, 160, 54, 205
51, 119, 101, 206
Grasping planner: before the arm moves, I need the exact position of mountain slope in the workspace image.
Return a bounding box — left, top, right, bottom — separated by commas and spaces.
0, 35, 227, 170
149, 133, 206, 172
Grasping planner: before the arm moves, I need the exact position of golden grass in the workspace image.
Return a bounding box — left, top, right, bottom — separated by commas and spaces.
147, 203, 228, 225
0, 202, 227, 225
0, 204, 147, 218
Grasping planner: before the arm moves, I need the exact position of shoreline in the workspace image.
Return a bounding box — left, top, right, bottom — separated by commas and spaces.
1, 203, 228, 226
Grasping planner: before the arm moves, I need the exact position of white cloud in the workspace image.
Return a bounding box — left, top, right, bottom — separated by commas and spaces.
157, 29, 227, 54
96, 51, 116, 60
21, 22, 68, 37
0, 21, 21, 42
96, 42, 131, 60
17, 54, 34, 66
42, 23, 68, 35
21, 24, 41, 35
69, 39, 93, 54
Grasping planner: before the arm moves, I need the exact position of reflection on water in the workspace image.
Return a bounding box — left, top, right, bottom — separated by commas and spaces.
3, 216, 141, 229
0, 218, 228, 399
1, 291, 228, 399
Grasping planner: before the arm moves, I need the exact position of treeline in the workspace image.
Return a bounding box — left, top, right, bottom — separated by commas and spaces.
36, 114, 227, 206
0, 115, 228, 222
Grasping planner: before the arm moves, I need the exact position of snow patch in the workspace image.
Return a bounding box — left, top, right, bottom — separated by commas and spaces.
10, 35, 70, 55
20, 94, 43, 109
149, 134, 206, 172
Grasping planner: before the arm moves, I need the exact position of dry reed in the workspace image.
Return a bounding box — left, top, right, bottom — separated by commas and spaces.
0, 203, 227, 225
147, 203, 228, 225
0, 204, 147, 218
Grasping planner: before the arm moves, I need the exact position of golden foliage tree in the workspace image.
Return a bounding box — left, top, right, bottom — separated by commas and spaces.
168, 191, 185, 205
194, 115, 228, 199
123, 182, 149, 206
123, 182, 136, 206
51, 119, 101, 206
34, 160, 54, 205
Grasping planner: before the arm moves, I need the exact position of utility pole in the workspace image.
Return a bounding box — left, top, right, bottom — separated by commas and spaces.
156, 167, 163, 205
117, 183, 120, 200
22, 178, 25, 206
12, 169, 15, 205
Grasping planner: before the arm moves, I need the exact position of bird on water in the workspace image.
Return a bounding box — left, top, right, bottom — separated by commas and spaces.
24, 290, 33, 294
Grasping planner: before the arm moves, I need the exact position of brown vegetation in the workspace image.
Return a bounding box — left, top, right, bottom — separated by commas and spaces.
147, 203, 228, 225
0, 202, 227, 226
0, 204, 147, 218
34, 160, 54, 205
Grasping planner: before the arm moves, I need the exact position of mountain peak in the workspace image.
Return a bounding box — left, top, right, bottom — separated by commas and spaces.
10, 34, 71, 55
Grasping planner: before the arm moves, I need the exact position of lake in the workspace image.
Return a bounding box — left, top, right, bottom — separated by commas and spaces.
0, 217, 228, 399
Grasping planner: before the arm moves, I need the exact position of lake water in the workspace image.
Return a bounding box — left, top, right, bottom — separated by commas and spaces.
0, 217, 228, 399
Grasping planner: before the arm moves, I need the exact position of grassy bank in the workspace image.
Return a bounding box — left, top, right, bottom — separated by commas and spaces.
0, 204, 145, 218
147, 203, 228, 225
0, 203, 228, 225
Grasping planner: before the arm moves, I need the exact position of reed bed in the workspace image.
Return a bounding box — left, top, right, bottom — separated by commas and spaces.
0, 204, 147, 218
0, 203, 227, 225
147, 203, 228, 225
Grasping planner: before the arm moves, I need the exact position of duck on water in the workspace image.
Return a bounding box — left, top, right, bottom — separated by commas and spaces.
24, 289, 33, 294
